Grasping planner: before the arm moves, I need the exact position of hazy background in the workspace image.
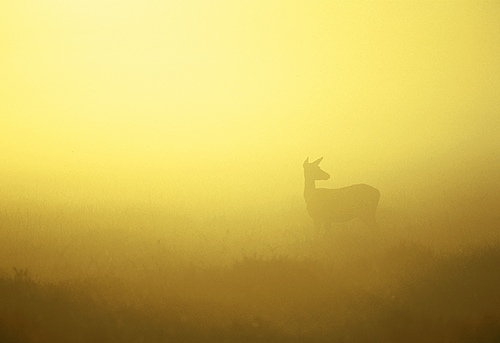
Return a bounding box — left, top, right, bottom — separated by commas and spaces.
1, 2, 500, 341
1, 0, 499, 253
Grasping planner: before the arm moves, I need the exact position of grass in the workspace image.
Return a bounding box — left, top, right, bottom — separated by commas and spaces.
1, 241, 499, 342
0, 189, 499, 342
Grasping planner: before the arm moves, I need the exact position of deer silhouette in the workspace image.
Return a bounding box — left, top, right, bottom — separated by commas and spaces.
303, 157, 380, 229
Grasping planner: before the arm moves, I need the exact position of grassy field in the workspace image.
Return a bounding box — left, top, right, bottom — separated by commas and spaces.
1, 242, 499, 342
0, 190, 499, 342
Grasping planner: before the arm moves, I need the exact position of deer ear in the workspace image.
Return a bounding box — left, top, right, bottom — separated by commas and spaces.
312, 157, 323, 165
303, 157, 309, 167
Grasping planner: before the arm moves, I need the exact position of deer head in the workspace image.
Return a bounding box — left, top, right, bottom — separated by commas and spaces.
303, 157, 330, 181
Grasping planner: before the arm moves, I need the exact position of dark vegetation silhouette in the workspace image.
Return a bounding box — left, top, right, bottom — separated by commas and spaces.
303, 157, 380, 229
1, 244, 500, 342
0, 164, 499, 342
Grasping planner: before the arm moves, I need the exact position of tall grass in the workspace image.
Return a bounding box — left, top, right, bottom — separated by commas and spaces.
1, 241, 499, 342
0, 190, 498, 342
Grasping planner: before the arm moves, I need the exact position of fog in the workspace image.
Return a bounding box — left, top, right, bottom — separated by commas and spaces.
1, 1, 499, 341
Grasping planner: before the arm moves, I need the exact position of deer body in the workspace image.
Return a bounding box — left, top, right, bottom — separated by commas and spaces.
303, 157, 380, 229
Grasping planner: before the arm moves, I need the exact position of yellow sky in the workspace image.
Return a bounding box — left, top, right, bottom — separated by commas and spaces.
1, 1, 499, 209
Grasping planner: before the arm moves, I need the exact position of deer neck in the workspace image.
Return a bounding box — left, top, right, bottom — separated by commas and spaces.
304, 177, 316, 202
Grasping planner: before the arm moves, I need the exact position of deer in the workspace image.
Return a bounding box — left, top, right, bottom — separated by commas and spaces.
303, 157, 380, 229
